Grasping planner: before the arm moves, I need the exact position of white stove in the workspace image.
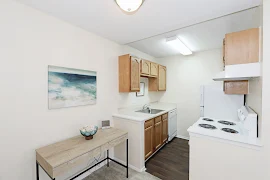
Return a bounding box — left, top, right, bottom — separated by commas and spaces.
188, 106, 259, 145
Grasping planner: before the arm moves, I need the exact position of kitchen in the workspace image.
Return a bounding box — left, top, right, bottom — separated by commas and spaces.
113, 6, 263, 180
1, 1, 269, 180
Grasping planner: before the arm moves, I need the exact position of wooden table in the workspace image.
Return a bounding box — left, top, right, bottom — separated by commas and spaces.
36, 128, 128, 180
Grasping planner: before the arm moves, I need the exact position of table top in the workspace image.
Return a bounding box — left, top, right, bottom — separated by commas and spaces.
36, 128, 128, 168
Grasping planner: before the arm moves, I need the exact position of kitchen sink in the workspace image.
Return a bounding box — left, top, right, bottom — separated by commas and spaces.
135, 109, 164, 114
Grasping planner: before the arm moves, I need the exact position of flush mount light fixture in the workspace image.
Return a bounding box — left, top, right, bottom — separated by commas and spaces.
166, 36, 192, 55
115, 0, 144, 13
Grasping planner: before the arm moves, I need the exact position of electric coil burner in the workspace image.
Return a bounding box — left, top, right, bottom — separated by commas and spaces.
202, 118, 214, 122
199, 124, 217, 129
221, 128, 239, 134
218, 120, 236, 126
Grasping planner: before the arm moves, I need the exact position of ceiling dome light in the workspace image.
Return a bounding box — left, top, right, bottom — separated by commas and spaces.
115, 0, 144, 13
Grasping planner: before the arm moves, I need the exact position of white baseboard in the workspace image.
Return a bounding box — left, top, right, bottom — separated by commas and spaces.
113, 157, 145, 172
176, 135, 190, 140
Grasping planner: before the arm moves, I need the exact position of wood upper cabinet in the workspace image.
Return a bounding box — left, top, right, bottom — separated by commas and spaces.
149, 65, 167, 92
140, 60, 151, 75
141, 60, 158, 77
148, 77, 158, 92
158, 65, 166, 91
225, 28, 259, 65
144, 119, 154, 160
154, 116, 162, 150
150, 63, 158, 77
223, 39, 225, 70
223, 30, 253, 94
119, 54, 140, 92
224, 81, 249, 94
130, 57, 140, 91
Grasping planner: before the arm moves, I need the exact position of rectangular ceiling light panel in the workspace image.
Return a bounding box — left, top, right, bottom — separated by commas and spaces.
166, 36, 192, 55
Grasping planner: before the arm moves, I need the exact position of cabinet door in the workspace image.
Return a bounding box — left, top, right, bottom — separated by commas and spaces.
141, 60, 151, 75
130, 57, 140, 91
158, 65, 166, 91
154, 121, 162, 150
162, 119, 168, 143
145, 120, 154, 160
225, 28, 259, 65
148, 77, 158, 91
150, 63, 158, 77
224, 81, 249, 94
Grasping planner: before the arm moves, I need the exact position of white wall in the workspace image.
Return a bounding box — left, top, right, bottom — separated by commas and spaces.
246, 72, 262, 139
246, 5, 263, 139
261, 0, 270, 177
0, 1, 160, 180
156, 49, 223, 138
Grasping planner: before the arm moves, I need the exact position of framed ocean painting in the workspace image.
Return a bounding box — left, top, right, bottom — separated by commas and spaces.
48, 66, 97, 109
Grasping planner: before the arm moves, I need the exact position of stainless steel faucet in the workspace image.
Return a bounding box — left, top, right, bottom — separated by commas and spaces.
143, 104, 150, 110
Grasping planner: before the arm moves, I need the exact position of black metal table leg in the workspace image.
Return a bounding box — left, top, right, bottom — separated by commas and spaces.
36, 161, 55, 180
36, 162, 39, 180
126, 139, 128, 178
107, 150, 109, 167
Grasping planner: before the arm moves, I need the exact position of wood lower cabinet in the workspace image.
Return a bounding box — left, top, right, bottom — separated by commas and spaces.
162, 114, 168, 143
144, 119, 154, 160
144, 113, 168, 160
154, 116, 162, 150
119, 54, 140, 92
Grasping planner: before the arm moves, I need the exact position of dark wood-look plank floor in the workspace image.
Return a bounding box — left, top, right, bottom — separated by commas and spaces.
145, 138, 189, 180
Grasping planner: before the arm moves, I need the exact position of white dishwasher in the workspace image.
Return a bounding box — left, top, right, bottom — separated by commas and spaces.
168, 109, 177, 141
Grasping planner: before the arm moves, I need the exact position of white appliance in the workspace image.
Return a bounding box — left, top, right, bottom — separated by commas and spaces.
188, 106, 258, 144
238, 105, 258, 138
168, 109, 177, 141
200, 85, 244, 120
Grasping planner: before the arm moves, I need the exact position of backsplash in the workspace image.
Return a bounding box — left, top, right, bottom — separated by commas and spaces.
118, 77, 164, 109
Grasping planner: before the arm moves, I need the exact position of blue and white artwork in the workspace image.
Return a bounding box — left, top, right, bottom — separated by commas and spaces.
48, 66, 96, 109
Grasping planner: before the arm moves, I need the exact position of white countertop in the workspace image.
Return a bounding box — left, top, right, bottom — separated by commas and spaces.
112, 102, 177, 122
188, 117, 263, 149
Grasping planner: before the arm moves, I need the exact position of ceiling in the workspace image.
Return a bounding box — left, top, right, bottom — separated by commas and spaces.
17, 0, 261, 45
128, 7, 261, 58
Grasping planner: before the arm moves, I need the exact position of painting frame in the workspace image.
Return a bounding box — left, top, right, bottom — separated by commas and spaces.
48, 65, 97, 109
136, 82, 145, 97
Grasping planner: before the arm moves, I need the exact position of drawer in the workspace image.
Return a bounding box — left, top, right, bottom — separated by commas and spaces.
53, 147, 101, 178
108, 134, 128, 148
155, 116, 162, 124
145, 119, 154, 129
162, 113, 168, 120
